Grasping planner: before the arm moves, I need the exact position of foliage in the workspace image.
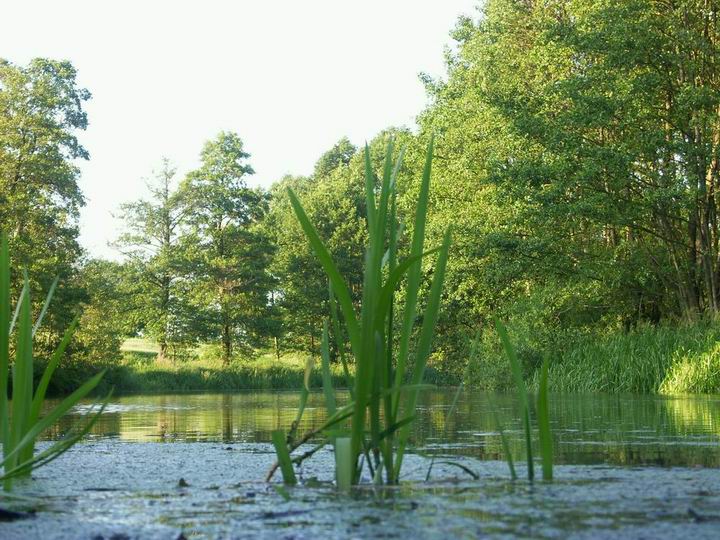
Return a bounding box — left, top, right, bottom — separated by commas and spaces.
0, 235, 106, 490
0, 58, 91, 351
538, 319, 720, 394
179, 132, 275, 364
270, 138, 452, 486
114, 160, 190, 358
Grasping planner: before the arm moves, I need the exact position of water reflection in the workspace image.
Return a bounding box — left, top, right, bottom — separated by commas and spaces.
44, 390, 720, 467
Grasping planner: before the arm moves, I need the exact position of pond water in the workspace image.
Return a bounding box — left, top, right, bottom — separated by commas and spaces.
3, 390, 720, 538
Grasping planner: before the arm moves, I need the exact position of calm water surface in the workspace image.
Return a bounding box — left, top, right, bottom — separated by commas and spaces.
48, 389, 720, 467
4, 390, 718, 539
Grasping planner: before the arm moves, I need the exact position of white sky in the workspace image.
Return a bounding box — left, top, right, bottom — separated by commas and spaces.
1, 0, 479, 259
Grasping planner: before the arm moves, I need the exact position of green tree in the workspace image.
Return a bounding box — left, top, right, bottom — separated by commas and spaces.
115, 159, 189, 358
0, 58, 91, 346
180, 132, 275, 364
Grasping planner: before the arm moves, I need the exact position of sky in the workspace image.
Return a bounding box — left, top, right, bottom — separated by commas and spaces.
1, 0, 479, 259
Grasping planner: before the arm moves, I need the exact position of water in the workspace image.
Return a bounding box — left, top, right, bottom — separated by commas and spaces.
3, 390, 720, 538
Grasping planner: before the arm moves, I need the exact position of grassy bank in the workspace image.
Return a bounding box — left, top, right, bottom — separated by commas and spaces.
543, 322, 720, 394
48, 339, 351, 396
468, 320, 720, 394
51, 321, 720, 396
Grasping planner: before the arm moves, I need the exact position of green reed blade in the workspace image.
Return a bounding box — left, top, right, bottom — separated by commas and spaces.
328, 282, 353, 397
493, 408, 517, 480
495, 317, 534, 481
334, 437, 352, 491
395, 227, 451, 479
1, 394, 110, 481
8, 281, 27, 336
374, 249, 441, 330
537, 355, 553, 481
271, 430, 297, 485
1, 370, 106, 471
32, 275, 58, 337
286, 188, 361, 358
363, 143, 377, 236
394, 135, 434, 408
0, 235, 9, 448
320, 321, 336, 416
29, 316, 80, 427
14, 275, 34, 467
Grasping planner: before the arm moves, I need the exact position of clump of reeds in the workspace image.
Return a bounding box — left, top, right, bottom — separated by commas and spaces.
268, 137, 451, 487
0, 234, 108, 490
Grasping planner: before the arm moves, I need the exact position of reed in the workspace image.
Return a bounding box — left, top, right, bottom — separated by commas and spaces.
269, 137, 451, 486
495, 318, 553, 481
0, 234, 108, 490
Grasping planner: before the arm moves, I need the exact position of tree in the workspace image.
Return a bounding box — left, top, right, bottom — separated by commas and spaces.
115, 159, 189, 358
313, 137, 357, 178
180, 132, 275, 364
267, 137, 369, 355
0, 58, 91, 346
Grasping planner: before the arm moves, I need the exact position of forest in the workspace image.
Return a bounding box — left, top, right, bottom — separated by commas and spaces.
3, 0, 720, 396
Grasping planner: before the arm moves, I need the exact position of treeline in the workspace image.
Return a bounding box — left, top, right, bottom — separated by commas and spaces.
4, 0, 720, 391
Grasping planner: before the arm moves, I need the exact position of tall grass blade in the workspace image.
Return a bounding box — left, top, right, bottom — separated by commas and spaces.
320, 321, 336, 416
394, 136, 434, 412
426, 329, 481, 481
495, 317, 534, 481
286, 188, 361, 357
0, 235, 9, 449
537, 355, 553, 481
395, 228, 451, 479
32, 275, 58, 337
1, 395, 110, 481
2, 370, 106, 470
12, 275, 33, 470
328, 282, 353, 396
335, 437, 352, 491
271, 430, 297, 485
8, 281, 27, 335
0, 237, 107, 491
493, 409, 517, 480
29, 316, 80, 427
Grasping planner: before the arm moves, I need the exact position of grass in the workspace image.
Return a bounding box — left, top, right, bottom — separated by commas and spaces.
269, 137, 452, 486
0, 235, 107, 490
538, 321, 720, 394
93, 347, 351, 394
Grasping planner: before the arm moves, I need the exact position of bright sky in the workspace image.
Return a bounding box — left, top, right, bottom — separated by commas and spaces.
1, 0, 479, 259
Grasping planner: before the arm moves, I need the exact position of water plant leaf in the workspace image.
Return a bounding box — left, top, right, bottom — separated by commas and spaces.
0, 235, 9, 450
495, 317, 534, 482
334, 437, 352, 491
395, 227, 451, 479
432, 461, 479, 480
394, 135, 434, 409
271, 430, 297, 485
493, 408, 517, 481
320, 320, 336, 416
1, 370, 106, 470
32, 275, 58, 337
29, 316, 80, 428
537, 355, 553, 481
286, 188, 361, 357
0, 396, 110, 481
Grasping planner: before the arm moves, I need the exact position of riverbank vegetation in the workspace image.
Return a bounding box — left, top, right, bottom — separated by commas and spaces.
4, 1, 720, 395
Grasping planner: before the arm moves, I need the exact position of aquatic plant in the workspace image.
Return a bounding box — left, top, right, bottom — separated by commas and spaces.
425, 330, 481, 481
0, 235, 108, 490
269, 137, 451, 486
495, 318, 553, 481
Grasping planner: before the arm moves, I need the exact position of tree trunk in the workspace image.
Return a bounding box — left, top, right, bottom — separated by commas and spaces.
222, 323, 232, 366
